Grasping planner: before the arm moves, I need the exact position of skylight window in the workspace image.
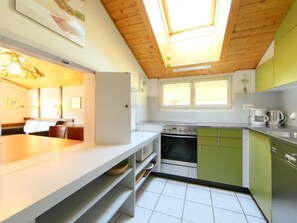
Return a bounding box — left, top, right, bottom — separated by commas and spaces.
163, 0, 216, 34
143, 0, 232, 67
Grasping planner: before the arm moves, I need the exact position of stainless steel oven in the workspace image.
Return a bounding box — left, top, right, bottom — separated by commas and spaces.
161, 125, 197, 179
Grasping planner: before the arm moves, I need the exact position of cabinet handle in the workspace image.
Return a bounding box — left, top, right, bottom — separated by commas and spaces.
125, 104, 128, 108
217, 138, 220, 147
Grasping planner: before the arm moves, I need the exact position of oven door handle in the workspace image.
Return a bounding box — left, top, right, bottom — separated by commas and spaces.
162, 134, 197, 139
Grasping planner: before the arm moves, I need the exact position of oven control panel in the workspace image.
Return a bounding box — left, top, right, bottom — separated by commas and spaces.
162, 125, 197, 135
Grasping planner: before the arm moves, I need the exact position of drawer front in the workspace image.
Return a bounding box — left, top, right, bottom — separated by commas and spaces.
219, 138, 242, 148
219, 129, 242, 139
198, 137, 218, 146
197, 128, 218, 137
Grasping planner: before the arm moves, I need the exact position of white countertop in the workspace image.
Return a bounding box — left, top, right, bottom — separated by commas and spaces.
0, 131, 159, 223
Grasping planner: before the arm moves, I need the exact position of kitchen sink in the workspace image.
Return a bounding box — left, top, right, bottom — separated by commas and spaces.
266, 131, 297, 139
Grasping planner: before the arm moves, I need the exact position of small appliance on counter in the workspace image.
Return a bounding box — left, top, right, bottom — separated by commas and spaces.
250, 108, 269, 127
267, 110, 286, 127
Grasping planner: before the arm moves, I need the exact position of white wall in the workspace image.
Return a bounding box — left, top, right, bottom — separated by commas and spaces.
0, 80, 28, 123
26, 89, 39, 118
147, 71, 282, 124
0, 0, 149, 131
40, 87, 60, 119
0, 0, 144, 88
280, 88, 297, 127
62, 85, 84, 124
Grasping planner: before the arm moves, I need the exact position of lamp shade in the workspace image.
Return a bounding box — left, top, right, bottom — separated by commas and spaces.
0, 51, 45, 79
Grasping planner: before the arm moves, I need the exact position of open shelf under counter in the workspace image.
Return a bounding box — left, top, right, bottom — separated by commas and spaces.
135, 164, 157, 191
76, 185, 133, 223
135, 152, 157, 176
36, 168, 133, 223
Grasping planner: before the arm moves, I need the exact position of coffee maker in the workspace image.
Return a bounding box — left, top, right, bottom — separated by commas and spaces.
250, 108, 269, 127
267, 110, 286, 127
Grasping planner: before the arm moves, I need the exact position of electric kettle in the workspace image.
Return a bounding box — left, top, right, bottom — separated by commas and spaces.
267, 110, 286, 127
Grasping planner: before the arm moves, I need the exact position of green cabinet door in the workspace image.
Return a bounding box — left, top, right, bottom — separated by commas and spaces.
198, 145, 242, 186
219, 128, 242, 138
275, 0, 297, 42
197, 128, 242, 187
274, 26, 297, 87
255, 58, 274, 92
249, 131, 272, 222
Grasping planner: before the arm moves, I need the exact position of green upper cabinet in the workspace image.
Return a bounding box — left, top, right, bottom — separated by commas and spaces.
197, 128, 242, 187
274, 1, 297, 88
255, 57, 274, 92
274, 26, 297, 87
249, 131, 272, 223
274, 0, 297, 43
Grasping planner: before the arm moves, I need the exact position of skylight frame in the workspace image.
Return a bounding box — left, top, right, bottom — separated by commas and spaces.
162, 0, 217, 35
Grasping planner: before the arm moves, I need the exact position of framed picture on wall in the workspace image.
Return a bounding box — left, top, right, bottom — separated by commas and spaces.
7, 98, 20, 109
15, 0, 86, 46
71, 97, 81, 109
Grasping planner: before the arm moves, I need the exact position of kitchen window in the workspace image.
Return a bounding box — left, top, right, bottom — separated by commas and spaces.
161, 82, 192, 107
160, 77, 231, 109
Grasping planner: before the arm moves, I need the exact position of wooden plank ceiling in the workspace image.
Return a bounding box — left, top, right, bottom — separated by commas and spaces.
101, 0, 294, 79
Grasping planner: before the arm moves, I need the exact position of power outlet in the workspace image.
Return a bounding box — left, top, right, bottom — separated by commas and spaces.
243, 104, 254, 110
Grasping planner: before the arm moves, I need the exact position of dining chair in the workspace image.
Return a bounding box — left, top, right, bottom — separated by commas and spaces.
48, 126, 67, 138
67, 127, 84, 141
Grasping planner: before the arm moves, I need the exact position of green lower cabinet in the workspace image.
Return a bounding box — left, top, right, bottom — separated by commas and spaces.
197, 145, 242, 187
249, 131, 272, 222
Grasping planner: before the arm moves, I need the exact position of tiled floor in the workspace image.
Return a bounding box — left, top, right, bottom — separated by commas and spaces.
110, 176, 267, 223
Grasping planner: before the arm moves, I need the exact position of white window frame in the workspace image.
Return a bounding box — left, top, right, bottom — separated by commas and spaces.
159, 76, 232, 109
159, 80, 193, 109
193, 77, 232, 108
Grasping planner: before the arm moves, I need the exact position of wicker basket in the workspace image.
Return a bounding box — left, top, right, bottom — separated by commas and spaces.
107, 160, 129, 175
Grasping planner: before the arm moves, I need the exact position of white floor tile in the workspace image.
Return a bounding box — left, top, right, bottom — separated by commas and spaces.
149, 212, 181, 223
187, 183, 210, 191
186, 186, 212, 206
214, 208, 248, 223
155, 195, 184, 218
167, 179, 188, 186
238, 197, 264, 218
182, 201, 214, 223
211, 192, 243, 213
182, 220, 195, 223
236, 192, 253, 200
162, 182, 187, 199
211, 188, 236, 196
151, 176, 167, 183
115, 207, 152, 223
246, 215, 267, 223
141, 178, 166, 194
136, 190, 160, 210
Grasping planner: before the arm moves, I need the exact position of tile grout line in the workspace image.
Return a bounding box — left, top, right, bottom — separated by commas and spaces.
146, 178, 168, 222
181, 182, 189, 222
235, 193, 249, 223
210, 189, 216, 223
